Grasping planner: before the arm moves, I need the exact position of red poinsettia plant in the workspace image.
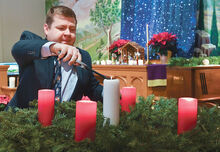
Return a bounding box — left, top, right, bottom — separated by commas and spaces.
0, 95, 10, 111
148, 32, 177, 56
109, 39, 130, 57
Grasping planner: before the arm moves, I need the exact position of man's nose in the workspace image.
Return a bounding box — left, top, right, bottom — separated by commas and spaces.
64, 29, 71, 35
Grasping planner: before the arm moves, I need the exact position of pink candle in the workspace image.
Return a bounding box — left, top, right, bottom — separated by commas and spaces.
120, 87, 136, 112
38, 89, 55, 127
75, 100, 97, 142
178, 97, 198, 134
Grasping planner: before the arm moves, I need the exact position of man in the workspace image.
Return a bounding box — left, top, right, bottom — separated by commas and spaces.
7, 5, 103, 108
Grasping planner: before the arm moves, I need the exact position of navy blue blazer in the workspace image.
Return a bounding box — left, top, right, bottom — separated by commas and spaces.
8, 31, 103, 108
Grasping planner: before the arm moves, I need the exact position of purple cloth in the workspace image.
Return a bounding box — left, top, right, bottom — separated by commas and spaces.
147, 64, 167, 80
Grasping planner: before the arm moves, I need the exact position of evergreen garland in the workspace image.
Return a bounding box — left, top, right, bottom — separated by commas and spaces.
0, 95, 219, 151
169, 56, 220, 67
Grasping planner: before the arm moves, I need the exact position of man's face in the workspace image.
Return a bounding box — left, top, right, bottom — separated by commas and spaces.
44, 14, 76, 46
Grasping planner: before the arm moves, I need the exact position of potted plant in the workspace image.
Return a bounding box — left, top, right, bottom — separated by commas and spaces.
0, 95, 10, 111
148, 32, 177, 64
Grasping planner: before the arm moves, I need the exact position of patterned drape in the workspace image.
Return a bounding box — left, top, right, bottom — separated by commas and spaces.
120, 0, 198, 58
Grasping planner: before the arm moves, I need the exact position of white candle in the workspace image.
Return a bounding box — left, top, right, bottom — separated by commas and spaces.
138, 60, 144, 65
146, 24, 149, 64
101, 60, 106, 65
9, 77, 15, 88
128, 60, 133, 65
133, 61, 137, 65
106, 60, 112, 65
103, 79, 120, 125
96, 60, 100, 65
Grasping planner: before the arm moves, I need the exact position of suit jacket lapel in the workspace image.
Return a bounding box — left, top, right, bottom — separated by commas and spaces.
47, 57, 55, 87
34, 57, 54, 88
71, 66, 82, 99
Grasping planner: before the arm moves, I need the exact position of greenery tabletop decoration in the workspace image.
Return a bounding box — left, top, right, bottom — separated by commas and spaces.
169, 56, 220, 67
0, 96, 219, 152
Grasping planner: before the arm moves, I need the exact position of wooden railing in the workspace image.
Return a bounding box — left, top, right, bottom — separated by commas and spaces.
1, 64, 220, 104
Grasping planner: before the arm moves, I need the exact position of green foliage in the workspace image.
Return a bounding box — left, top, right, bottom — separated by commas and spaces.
90, 0, 121, 28
198, 0, 205, 30
89, 0, 121, 45
169, 56, 220, 67
0, 104, 6, 111
45, 0, 60, 14
100, 38, 105, 46
210, 0, 219, 48
0, 96, 219, 151
96, 38, 106, 60
90, 0, 121, 44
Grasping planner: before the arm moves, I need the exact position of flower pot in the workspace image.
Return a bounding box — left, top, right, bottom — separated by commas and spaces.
160, 55, 168, 64
159, 50, 172, 64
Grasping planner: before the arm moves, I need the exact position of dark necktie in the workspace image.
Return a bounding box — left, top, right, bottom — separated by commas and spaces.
54, 57, 62, 102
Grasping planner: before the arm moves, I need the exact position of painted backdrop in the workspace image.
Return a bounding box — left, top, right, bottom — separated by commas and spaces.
197, 0, 220, 56
121, 0, 198, 58
46, 0, 219, 60
46, 0, 121, 61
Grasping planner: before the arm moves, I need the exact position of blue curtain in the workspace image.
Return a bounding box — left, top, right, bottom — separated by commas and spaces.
120, 0, 198, 58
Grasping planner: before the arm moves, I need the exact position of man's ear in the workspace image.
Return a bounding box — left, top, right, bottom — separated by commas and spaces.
43, 23, 49, 35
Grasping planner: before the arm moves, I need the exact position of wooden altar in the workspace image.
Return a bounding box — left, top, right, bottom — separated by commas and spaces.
167, 65, 220, 102
93, 65, 167, 98
93, 65, 220, 102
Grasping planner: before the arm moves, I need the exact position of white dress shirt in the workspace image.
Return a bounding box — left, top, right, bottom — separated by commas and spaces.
41, 42, 78, 102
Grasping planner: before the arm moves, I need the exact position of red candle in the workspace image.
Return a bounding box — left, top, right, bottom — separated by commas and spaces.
81, 96, 91, 100
178, 97, 198, 134
75, 100, 97, 142
38, 89, 55, 127
120, 87, 136, 112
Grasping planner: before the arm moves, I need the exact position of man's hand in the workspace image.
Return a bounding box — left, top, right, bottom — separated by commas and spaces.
50, 43, 81, 66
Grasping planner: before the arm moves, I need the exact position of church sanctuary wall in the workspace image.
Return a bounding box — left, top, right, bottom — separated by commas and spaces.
0, 0, 45, 62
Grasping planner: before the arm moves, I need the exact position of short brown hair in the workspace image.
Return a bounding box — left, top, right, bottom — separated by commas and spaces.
46, 5, 77, 28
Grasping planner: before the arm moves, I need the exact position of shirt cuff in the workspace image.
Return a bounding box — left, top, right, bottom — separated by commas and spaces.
41, 41, 56, 58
